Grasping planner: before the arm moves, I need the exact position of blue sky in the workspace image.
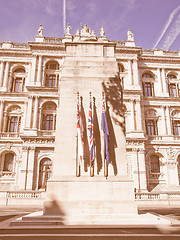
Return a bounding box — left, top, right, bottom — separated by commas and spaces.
0, 0, 180, 51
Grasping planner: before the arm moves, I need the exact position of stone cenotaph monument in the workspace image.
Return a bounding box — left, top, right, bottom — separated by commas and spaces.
44, 24, 137, 224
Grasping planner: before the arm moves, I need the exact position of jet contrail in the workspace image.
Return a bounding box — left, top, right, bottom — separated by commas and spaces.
63, 0, 66, 34
153, 4, 180, 49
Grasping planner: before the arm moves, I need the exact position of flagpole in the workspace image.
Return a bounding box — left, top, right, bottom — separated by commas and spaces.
102, 93, 108, 178
76, 92, 80, 177
89, 92, 92, 177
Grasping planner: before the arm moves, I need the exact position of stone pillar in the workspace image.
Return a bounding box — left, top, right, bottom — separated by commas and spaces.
161, 106, 167, 135
135, 99, 142, 131
156, 68, 163, 95
165, 106, 171, 135
20, 147, 29, 189
130, 100, 135, 131
128, 60, 133, 86
31, 55, 37, 84
132, 59, 139, 86
26, 147, 35, 190
0, 61, 4, 87
0, 101, 4, 132
161, 68, 168, 94
26, 96, 33, 129
3, 61, 9, 89
138, 149, 147, 190
33, 96, 39, 129
37, 55, 42, 86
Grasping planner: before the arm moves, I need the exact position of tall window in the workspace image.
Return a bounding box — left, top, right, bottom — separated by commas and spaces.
146, 120, 157, 135
150, 155, 160, 173
173, 121, 180, 136
11, 68, 25, 92
5, 105, 22, 134
38, 158, 52, 189
3, 153, 14, 172
143, 82, 154, 96
41, 102, 57, 131
45, 75, 56, 87
45, 61, 59, 87
43, 115, 54, 130
7, 116, 21, 133
169, 83, 177, 97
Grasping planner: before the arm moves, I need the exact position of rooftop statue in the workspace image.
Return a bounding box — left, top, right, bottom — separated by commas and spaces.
81, 24, 91, 36
66, 23, 71, 35
38, 24, 44, 36
127, 29, 134, 41
100, 26, 105, 37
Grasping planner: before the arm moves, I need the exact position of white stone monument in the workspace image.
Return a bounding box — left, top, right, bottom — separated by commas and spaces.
43, 27, 138, 224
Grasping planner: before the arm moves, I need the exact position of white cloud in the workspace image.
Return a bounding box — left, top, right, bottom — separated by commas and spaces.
153, 4, 180, 50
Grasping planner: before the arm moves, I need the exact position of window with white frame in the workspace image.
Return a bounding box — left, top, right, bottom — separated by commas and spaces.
11, 68, 26, 92
41, 102, 57, 131
45, 61, 59, 87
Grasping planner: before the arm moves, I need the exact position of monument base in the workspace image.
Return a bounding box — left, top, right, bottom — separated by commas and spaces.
43, 176, 138, 225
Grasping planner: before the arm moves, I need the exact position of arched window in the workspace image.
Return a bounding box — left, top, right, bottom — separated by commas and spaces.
41, 102, 57, 130
145, 109, 158, 136
171, 110, 180, 136
3, 153, 14, 172
167, 73, 179, 97
150, 155, 160, 173
5, 105, 21, 133
45, 61, 59, 87
38, 158, 52, 189
142, 72, 154, 97
11, 67, 26, 92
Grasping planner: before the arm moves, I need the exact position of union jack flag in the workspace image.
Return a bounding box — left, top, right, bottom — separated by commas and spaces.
88, 100, 95, 166
77, 100, 83, 164
101, 100, 110, 165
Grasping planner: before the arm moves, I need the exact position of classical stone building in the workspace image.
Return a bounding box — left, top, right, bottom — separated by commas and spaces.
0, 24, 180, 202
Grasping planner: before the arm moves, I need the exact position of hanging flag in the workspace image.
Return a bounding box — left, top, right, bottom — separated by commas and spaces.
88, 100, 95, 166
101, 100, 110, 165
77, 100, 83, 164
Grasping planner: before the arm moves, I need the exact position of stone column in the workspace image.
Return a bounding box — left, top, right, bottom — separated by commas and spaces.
26, 96, 33, 129
26, 147, 35, 190
128, 60, 133, 85
161, 106, 167, 135
135, 99, 142, 131
165, 106, 172, 135
3, 61, 9, 88
20, 147, 29, 189
132, 59, 139, 86
130, 100, 135, 131
33, 96, 39, 129
138, 149, 147, 190
0, 61, 4, 87
37, 55, 42, 86
31, 55, 37, 84
161, 68, 168, 94
0, 101, 4, 132
156, 68, 163, 94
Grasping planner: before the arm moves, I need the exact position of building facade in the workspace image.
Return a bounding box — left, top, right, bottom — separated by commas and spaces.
0, 25, 180, 196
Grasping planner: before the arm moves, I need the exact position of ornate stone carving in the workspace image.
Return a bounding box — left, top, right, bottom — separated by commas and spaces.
66, 24, 71, 35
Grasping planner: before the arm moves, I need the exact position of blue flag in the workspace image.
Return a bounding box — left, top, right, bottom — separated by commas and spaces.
101, 100, 110, 165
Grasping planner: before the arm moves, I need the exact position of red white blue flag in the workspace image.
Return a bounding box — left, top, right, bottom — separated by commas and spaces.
101, 100, 110, 165
88, 100, 95, 166
77, 100, 83, 164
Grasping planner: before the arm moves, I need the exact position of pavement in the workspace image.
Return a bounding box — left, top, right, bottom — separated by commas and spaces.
0, 206, 180, 239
